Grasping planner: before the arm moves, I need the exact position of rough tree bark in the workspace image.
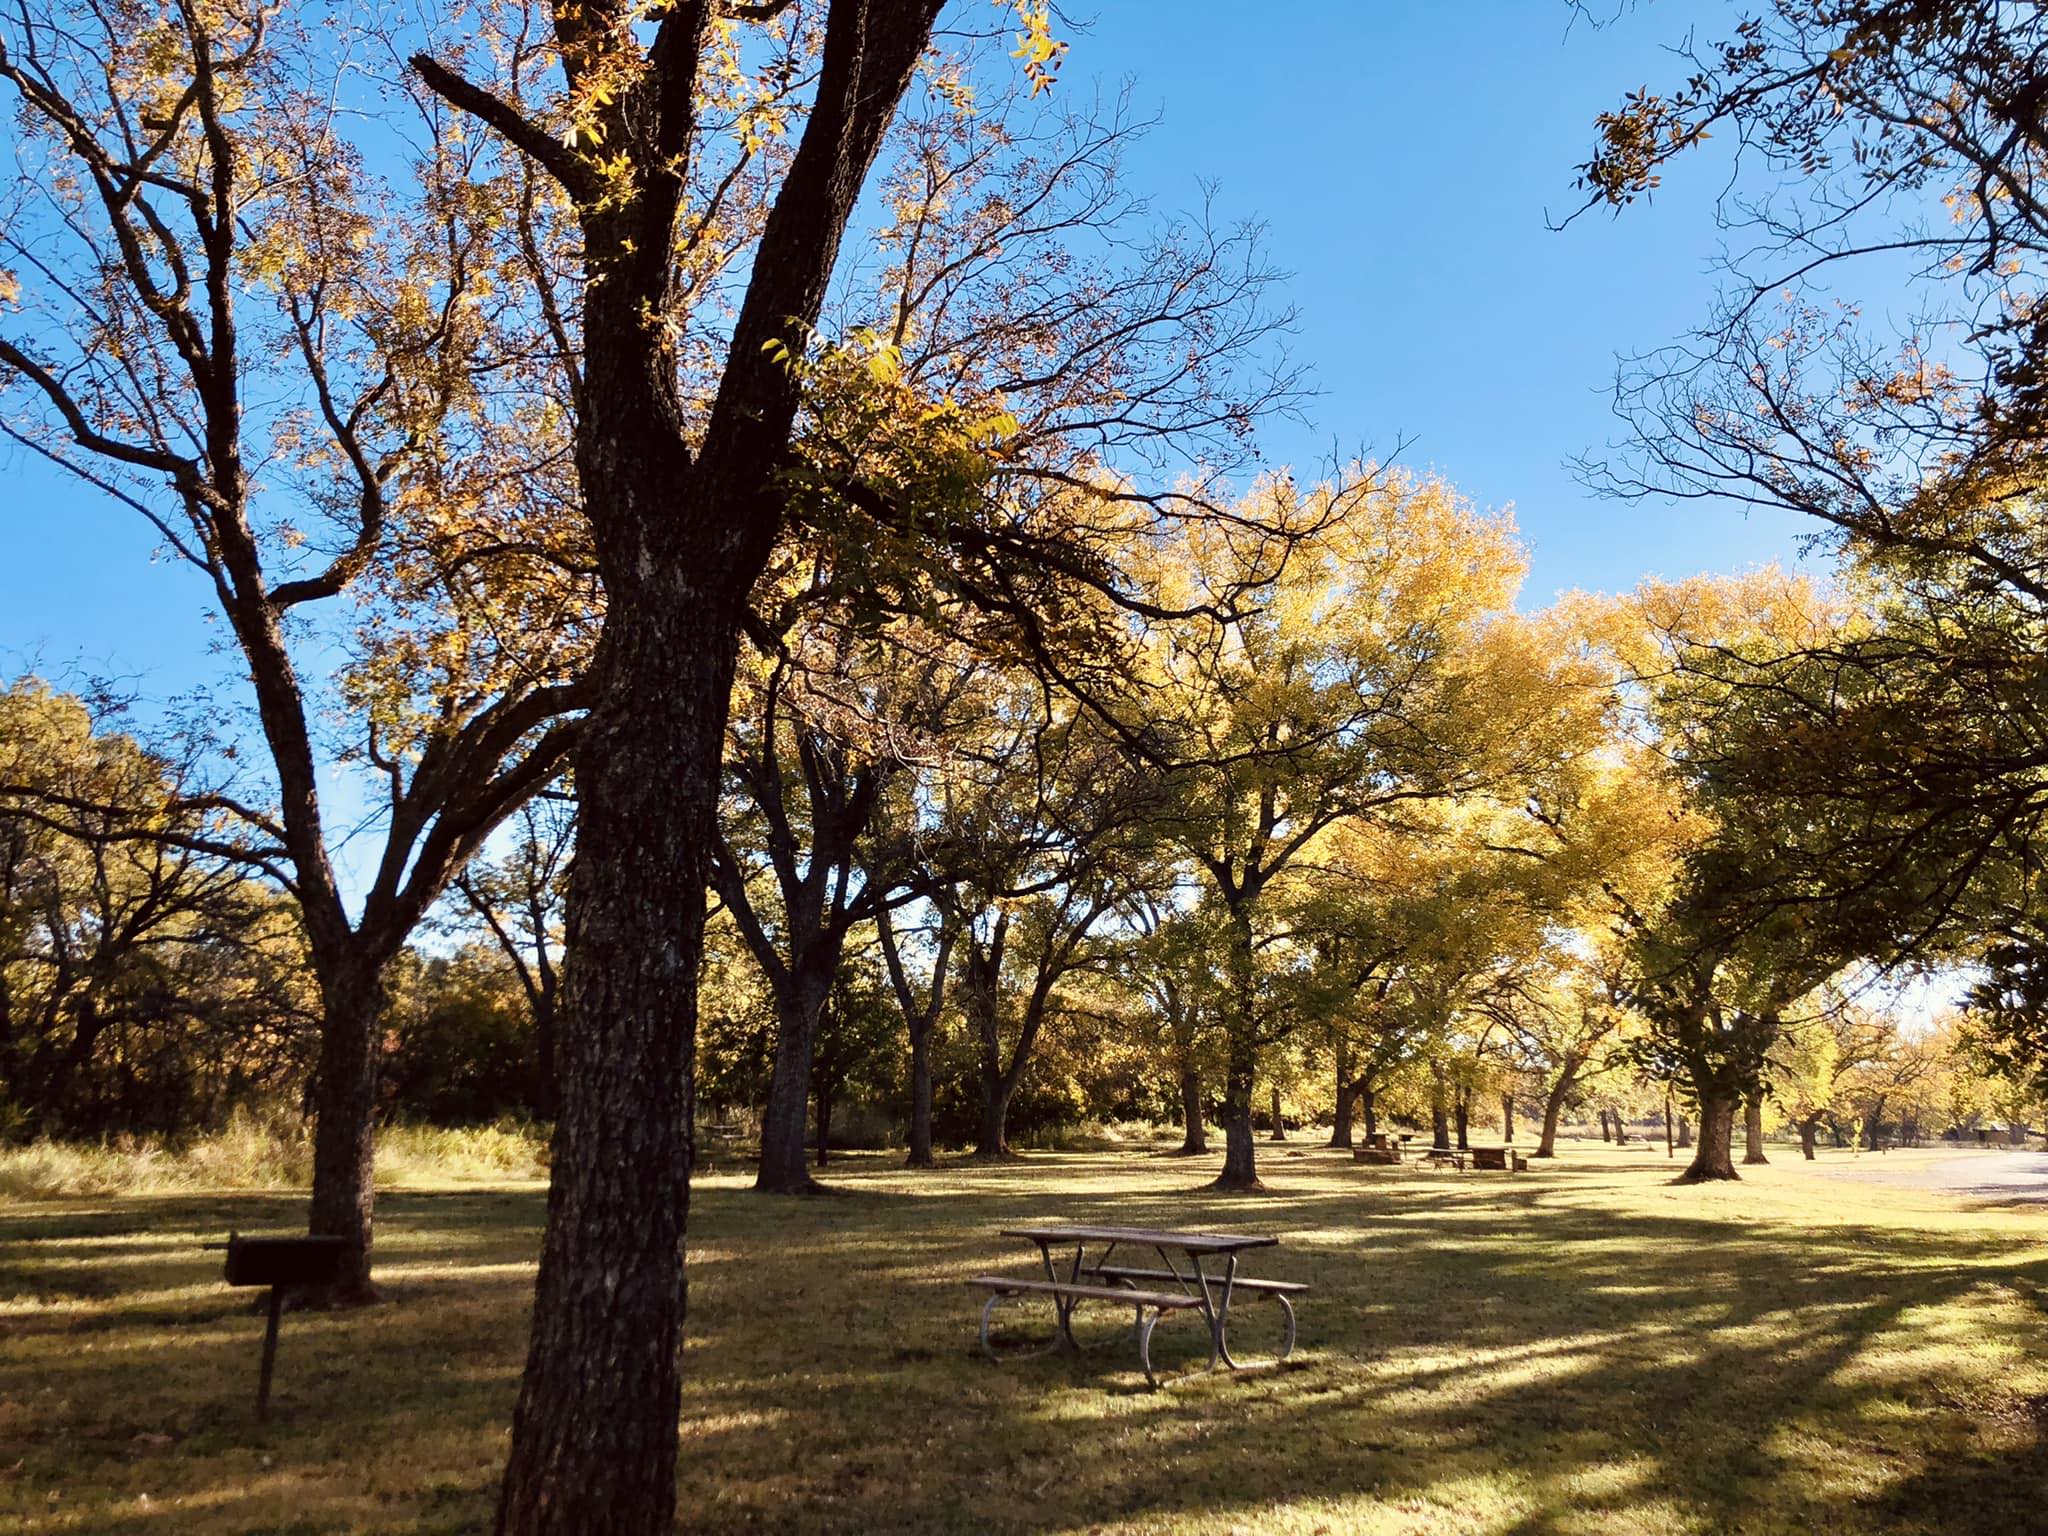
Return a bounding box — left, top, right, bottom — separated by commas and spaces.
304, 963, 388, 1303
495, 597, 732, 1533
755, 968, 835, 1194
1212, 907, 1263, 1189
1680, 1094, 1741, 1181
1177, 1065, 1208, 1155
1743, 1093, 1769, 1165
1216, 1040, 1260, 1187
1328, 1043, 1354, 1149
458, 5, 949, 1529
1536, 1063, 1578, 1158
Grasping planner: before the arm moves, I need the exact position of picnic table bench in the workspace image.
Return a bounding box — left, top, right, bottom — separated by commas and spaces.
967, 1224, 1304, 1388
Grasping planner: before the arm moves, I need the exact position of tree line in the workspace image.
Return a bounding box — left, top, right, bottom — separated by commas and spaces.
7, 1, 2048, 1530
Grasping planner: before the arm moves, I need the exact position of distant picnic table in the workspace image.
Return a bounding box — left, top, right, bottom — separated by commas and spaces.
967, 1224, 1306, 1388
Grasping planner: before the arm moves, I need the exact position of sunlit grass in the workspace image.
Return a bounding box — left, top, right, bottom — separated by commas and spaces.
1, 1141, 2043, 1533
0, 1114, 548, 1202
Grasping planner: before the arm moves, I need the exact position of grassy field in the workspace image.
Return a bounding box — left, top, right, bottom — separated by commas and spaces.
3, 1139, 2045, 1535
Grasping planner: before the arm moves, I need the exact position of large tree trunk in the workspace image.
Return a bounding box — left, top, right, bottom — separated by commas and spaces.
1216, 1082, 1258, 1188
495, 599, 731, 1536
1679, 1093, 1740, 1181
488, 8, 944, 1528
1598, 1107, 1612, 1143
905, 1024, 935, 1168
1329, 1072, 1355, 1149
975, 1071, 1019, 1160
1212, 1033, 1260, 1188
1800, 1117, 1820, 1159
1743, 1093, 1769, 1165
1359, 1084, 1378, 1143
1176, 1064, 1207, 1155
1430, 1066, 1451, 1151
1453, 1087, 1470, 1150
1676, 1114, 1693, 1149
306, 960, 388, 1305
532, 995, 559, 1123
1501, 1094, 1514, 1143
1210, 909, 1262, 1190
1863, 1094, 1888, 1150
757, 973, 831, 1193
1269, 1083, 1287, 1142
1536, 1067, 1575, 1158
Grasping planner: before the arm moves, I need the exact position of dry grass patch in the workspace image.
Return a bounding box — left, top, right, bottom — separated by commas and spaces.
2, 1142, 2044, 1533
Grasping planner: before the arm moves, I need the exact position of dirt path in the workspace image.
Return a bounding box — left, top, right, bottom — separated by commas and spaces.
1779, 1146, 2048, 1204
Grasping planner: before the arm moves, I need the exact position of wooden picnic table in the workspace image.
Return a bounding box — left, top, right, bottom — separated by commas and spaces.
967, 1224, 1303, 1388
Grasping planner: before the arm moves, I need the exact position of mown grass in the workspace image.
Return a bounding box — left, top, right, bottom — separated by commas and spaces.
3, 1140, 2044, 1534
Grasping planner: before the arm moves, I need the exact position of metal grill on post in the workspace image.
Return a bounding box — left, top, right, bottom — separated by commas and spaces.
206, 1233, 348, 1421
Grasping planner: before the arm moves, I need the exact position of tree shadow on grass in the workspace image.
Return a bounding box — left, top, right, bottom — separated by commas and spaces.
3, 1160, 2046, 1533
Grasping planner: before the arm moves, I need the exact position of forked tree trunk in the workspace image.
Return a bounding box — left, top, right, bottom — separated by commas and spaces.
1176, 1065, 1207, 1155
1743, 1093, 1769, 1165
487, 8, 945, 1528
877, 908, 953, 1172
1269, 1083, 1287, 1142
1680, 1093, 1740, 1181
496, 597, 733, 1534
757, 974, 832, 1193
306, 962, 388, 1305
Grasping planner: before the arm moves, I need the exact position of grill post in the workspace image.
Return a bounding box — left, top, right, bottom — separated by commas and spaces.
205, 1231, 347, 1423
256, 1285, 284, 1422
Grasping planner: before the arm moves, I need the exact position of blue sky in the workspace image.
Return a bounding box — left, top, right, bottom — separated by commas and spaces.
1, 1, 1809, 702
1067, 0, 1816, 605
